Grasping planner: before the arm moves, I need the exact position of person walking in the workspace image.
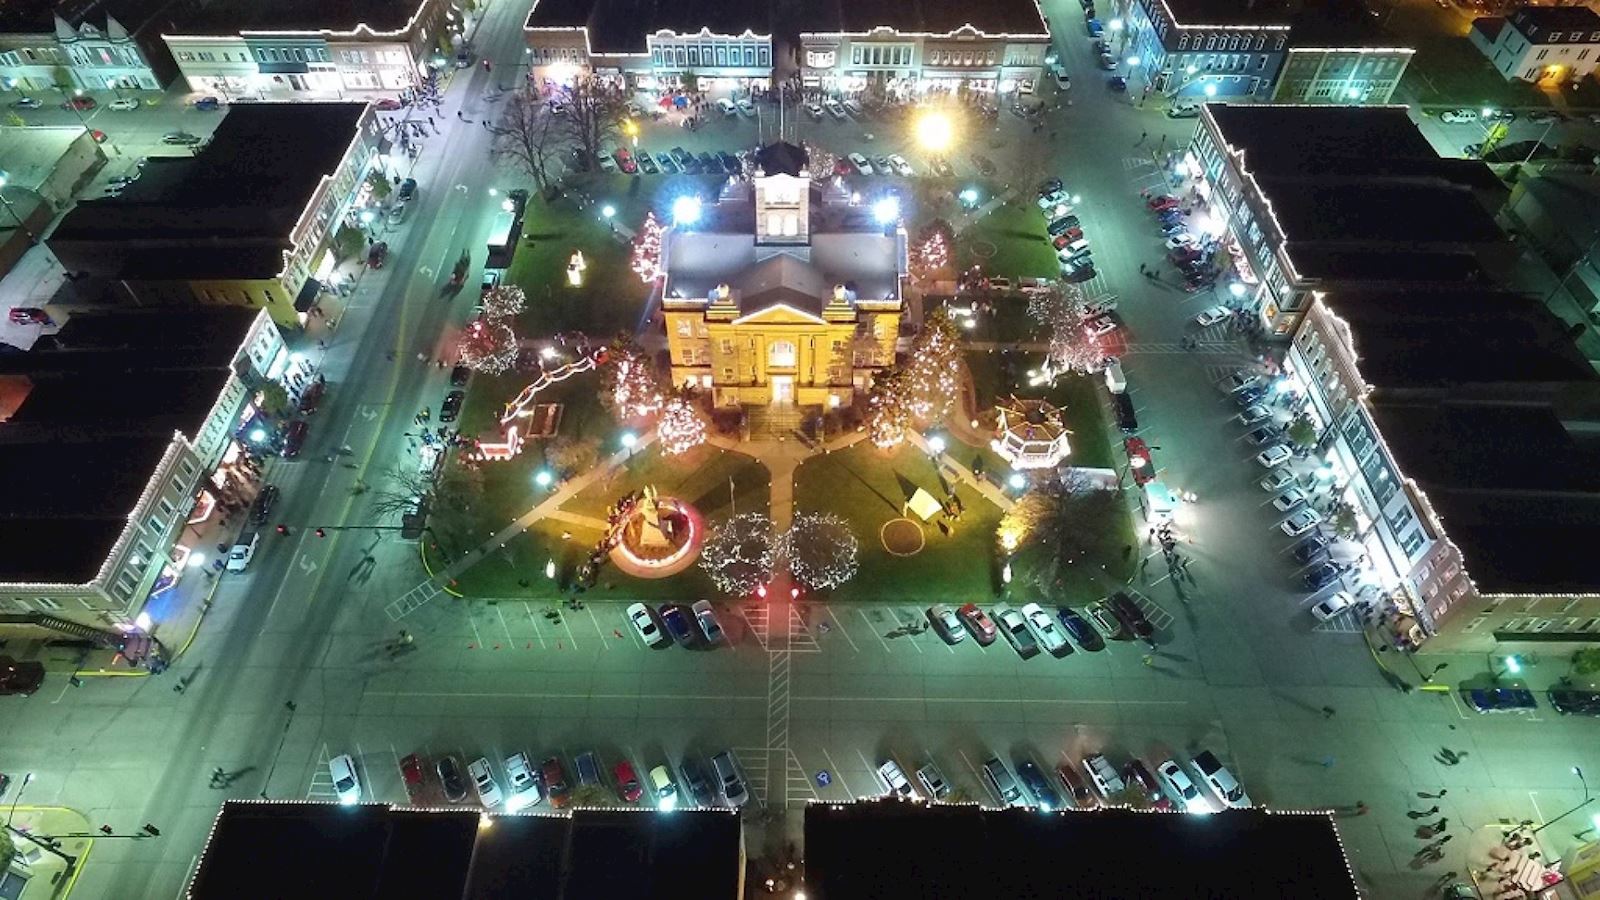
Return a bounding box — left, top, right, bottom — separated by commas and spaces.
1409, 806, 1440, 819
1418, 789, 1449, 799
1321, 705, 1336, 718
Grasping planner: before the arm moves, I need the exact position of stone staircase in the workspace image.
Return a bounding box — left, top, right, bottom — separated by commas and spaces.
745, 404, 805, 439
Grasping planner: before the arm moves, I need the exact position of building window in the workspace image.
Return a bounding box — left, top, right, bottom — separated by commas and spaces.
769, 341, 797, 367
1398, 526, 1426, 559
689, 46, 700, 65
758, 46, 769, 66
1549, 32, 1564, 42
720, 339, 734, 354
37, 598, 62, 611
676, 319, 692, 336
1536, 48, 1550, 60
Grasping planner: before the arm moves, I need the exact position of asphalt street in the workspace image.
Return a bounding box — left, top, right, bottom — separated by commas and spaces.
3, 0, 1599, 896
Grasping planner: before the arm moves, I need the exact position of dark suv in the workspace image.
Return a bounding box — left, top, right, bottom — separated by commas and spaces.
250, 485, 280, 525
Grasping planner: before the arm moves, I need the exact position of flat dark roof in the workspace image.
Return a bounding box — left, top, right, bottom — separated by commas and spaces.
1264, 180, 1503, 246
1161, 0, 1294, 27
1512, 5, 1600, 32
159, 0, 426, 35
1286, 247, 1487, 283
49, 103, 366, 280
1211, 105, 1439, 170
1371, 399, 1600, 594
528, 0, 1046, 53
0, 306, 256, 585
1290, 0, 1396, 46
189, 802, 744, 899
1326, 289, 1594, 388
806, 801, 1359, 899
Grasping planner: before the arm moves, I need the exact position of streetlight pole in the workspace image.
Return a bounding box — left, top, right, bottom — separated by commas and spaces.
1532, 767, 1594, 836
5, 772, 34, 827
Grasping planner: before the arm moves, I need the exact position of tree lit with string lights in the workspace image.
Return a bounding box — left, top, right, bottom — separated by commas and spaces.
783, 511, 859, 590
909, 221, 952, 283
902, 309, 963, 422
1029, 282, 1107, 381
479, 284, 527, 321
657, 395, 707, 456
456, 317, 518, 375
630, 211, 665, 283
601, 341, 664, 421
700, 513, 778, 595
866, 368, 911, 449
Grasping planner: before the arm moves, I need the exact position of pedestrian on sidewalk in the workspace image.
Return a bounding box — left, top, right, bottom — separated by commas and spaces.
1321, 705, 1336, 718
1418, 789, 1449, 799
1432, 871, 1459, 890
1409, 806, 1440, 819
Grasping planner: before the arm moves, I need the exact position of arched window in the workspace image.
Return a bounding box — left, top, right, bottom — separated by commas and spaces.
769, 341, 797, 367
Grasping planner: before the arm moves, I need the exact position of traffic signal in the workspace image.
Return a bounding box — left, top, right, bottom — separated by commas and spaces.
314, 528, 327, 538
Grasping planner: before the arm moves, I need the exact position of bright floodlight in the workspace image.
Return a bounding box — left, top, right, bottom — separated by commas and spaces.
928, 434, 947, 454
1008, 473, 1027, 489
1110, 18, 1124, 30
250, 428, 267, 443
601, 204, 616, 219
959, 187, 979, 205
501, 198, 515, 212
672, 194, 702, 224
914, 110, 953, 153
187, 552, 207, 569
1203, 83, 1218, 97
1127, 56, 1141, 67
1229, 282, 1246, 297
872, 196, 900, 225
535, 469, 553, 487
621, 431, 638, 448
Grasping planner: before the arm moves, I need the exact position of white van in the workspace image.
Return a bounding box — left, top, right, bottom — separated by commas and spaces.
226, 531, 260, 572
1104, 360, 1127, 394
716, 97, 737, 117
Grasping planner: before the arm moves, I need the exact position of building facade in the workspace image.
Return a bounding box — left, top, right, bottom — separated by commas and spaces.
1121, 0, 1290, 101
798, 24, 1050, 99
661, 144, 904, 410
0, 2, 177, 94
1270, 46, 1414, 104
1470, 6, 1600, 84
162, 0, 457, 99
524, 0, 774, 94
0, 309, 287, 631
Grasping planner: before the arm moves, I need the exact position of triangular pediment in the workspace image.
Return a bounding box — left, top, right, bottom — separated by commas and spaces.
730, 302, 828, 326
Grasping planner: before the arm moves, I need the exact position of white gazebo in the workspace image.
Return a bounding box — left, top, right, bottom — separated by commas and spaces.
991, 395, 1071, 470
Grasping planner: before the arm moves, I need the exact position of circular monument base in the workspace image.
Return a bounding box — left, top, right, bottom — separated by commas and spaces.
609, 497, 704, 579
880, 518, 926, 557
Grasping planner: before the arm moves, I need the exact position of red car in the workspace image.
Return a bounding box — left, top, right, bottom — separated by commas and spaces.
62, 95, 96, 111
1169, 247, 1201, 264
374, 98, 403, 111
1052, 229, 1084, 248
400, 753, 428, 803
1125, 437, 1155, 485
613, 148, 637, 174
956, 602, 997, 645
1147, 194, 1180, 211
282, 420, 309, 458
614, 760, 643, 802
297, 379, 325, 415
542, 757, 571, 808
8, 307, 49, 325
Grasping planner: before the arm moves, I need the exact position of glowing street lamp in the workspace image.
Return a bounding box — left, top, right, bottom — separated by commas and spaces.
872, 196, 900, 225
672, 194, 701, 225
621, 431, 637, 458
927, 434, 947, 455
1109, 18, 1124, 31
1203, 83, 1218, 98
1229, 282, 1246, 298
534, 469, 553, 488
1007, 472, 1027, 490
1127, 56, 1141, 67
501, 198, 515, 212
250, 428, 268, 443
914, 110, 954, 153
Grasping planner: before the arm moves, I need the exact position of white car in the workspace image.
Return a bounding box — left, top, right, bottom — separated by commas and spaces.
1037, 189, 1068, 210
1166, 103, 1201, 119
1194, 305, 1231, 327
1156, 760, 1208, 812
1237, 404, 1269, 426
1440, 108, 1478, 123
1281, 506, 1323, 536
108, 98, 139, 111
887, 154, 914, 176
848, 152, 873, 175
329, 753, 362, 805
1165, 233, 1197, 250
736, 98, 755, 116
468, 757, 504, 808
1190, 750, 1252, 809
826, 99, 848, 120
805, 101, 824, 120
504, 752, 542, 810
1256, 444, 1293, 468
1084, 315, 1116, 337
649, 765, 679, 809
1310, 590, 1356, 622
1271, 488, 1307, 511
1259, 467, 1295, 492
1020, 601, 1070, 656
1224, 371, 1264, 393
877, 759, 919, 799
627, 602, 668, 647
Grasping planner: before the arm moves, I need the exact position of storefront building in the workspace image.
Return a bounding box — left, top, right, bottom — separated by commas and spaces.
0, 308, 286, 635
525, 0, 773, 94
162, 0, 458, 99
799, 24, 1051, 100
0, 3, 177, 94
1270, 46, 1414, 105
1120, 0, 1290, 102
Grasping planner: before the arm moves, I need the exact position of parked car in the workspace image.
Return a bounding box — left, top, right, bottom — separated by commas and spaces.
847, 152, 873, 174
1292, 535, 1329, 565
887, 154, 914, 176
282, 420, 309, 458
656, 153, 678, 174
480, 270, 500, 294
711, 750, 748, 806
926, 604, 966, 644
659, 603, 695, 645
805, 101, 825, 120
982, 757, 1026, 807
450, 365, 470, 387
1057, 607, 1104, 651
1167, 102, 1201, 118
1190, 750, 1251, 808
1272, 488, 1307, 511
956, 602, 997, 644
996, 607, 1040, 659
193, 96, 220, 110
439, 390, 463, 423
718, 150, 741, 174
614, 759, 643, 803
1124, 759, 1164, 806
1157, 759, 1207, 811
374, 97, 403, 110
1195, 305, 1231, 327
400, 753, 428, 803
504, 752, 542, 810
649, 765, 679, 808
162, 130, 202, 145
437, 755, 469, 802
1439, 108, 1478, 123
62, 95, 96, 110
1083, 315, 1116, 338
468, 757, 504, 807
1462, 687, 1538, 713
1548, 687, 1600, 716
574, 751, 601, 791
1237, 405, 1271, 427
1107, 592, 1154, 642
1310, 590, 1357, 622
1054, 762, 1096, 808
628, 602, 669, 647
1304, 563, 1344, 591
680, 756, 715, 807
638, 153, 658, 174
250, 485, 280, 525
1256, 444, 1293, 468
691, 599, 725, 644
109, 97, 140, 111
329, 753, 362, 805
1016, 759, 1062, 810
877, 759, 918, 800
10, 97, 42, 109
1021, 602, 1072, 656
1281, 507, 1323, 536
916, 761, 952, 800
1082, 754, 1126, 799
541, 757, 571, 808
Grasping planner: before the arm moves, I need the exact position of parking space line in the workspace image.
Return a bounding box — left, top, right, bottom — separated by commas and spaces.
856, 749, 881, 793
894, 607, 925, 654
560, 611, 579, 650
466, 612, 484, 648
821, 603, 860, 653
523, 602, 547, 649
585, 604, 609, 648
957, 749, 997, 807
493, 605, 515, 647
821, 747, 859, 799
858, 608, 892, 653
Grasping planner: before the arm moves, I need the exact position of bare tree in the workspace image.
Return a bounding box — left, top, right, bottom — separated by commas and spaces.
560, 75, 627, 171
369, 463, 483, 552
493, 88, 566, 195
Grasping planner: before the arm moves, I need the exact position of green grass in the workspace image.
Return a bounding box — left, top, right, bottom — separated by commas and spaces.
794, 442, 1005, 603
927, 295, 1043, 344
955, 201, 1059, 282
559, 443, 771, 524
